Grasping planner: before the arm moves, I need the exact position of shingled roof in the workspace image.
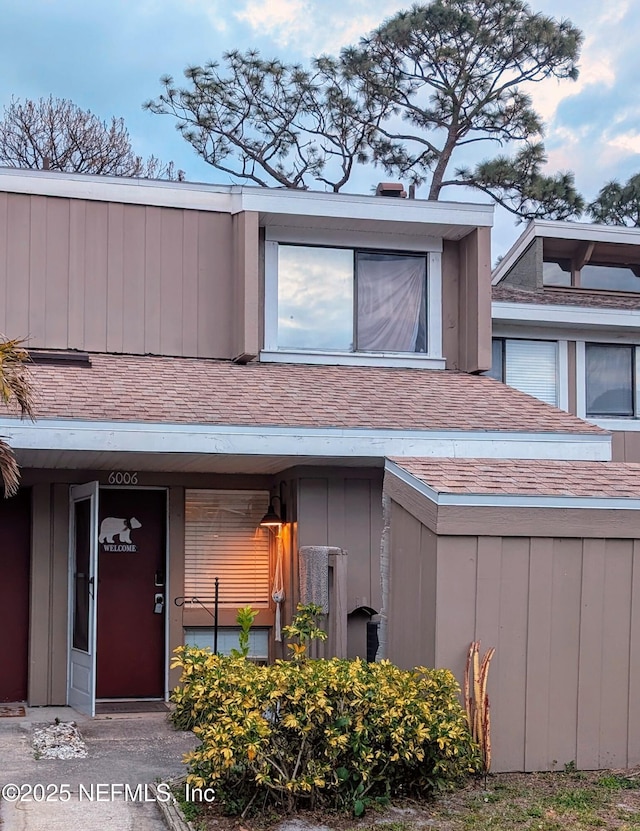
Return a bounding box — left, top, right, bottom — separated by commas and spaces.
390, 458, 640, 498
4, 352, 605, 435
493, 284, 640, 311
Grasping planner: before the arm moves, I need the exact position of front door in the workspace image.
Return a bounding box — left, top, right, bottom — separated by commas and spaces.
0, 489, 31, 702
96, 489, 166, 699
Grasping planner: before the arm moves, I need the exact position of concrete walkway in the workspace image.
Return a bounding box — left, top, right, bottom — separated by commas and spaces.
0, 707, 197, 831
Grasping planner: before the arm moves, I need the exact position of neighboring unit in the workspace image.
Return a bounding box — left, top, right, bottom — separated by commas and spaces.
492, 220, 640, 461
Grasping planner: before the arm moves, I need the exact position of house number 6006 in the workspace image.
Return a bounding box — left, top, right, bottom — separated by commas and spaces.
108, 471, 139, 485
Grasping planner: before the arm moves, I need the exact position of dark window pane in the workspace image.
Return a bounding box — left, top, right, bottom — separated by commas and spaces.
581, 263, 640, 293
586, 344, 634, 417
355, 252, 426, 352
543, 258, 572, 286
486, 339, 504, 381
73, 498, 91, 652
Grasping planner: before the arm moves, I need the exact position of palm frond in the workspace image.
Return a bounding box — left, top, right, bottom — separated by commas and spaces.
0, 439, 20, 497
0, 336, 34, 420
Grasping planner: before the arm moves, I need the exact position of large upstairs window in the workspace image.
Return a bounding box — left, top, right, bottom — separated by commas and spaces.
263, 228, 444, 368
277, 245, 427, 353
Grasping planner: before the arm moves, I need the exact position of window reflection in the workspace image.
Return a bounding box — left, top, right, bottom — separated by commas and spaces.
278, 246, 353, 350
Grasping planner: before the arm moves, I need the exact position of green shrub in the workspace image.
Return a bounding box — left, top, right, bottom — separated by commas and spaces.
170, 647, 479, 815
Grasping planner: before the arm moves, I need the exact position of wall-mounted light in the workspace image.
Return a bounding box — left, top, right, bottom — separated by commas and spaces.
260, 485, 286, 528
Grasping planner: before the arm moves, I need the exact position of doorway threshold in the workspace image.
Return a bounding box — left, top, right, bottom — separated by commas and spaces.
95, 700, 168, 715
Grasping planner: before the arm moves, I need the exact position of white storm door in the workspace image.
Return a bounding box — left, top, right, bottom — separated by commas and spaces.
68, 482, 99, 716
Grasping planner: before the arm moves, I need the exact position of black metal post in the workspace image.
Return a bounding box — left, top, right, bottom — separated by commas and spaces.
214, 576, 219, 654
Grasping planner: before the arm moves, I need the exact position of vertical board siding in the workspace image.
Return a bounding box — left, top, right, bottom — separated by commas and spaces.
68, 200, 87, 348
0, 192, 237, 357
106, 202, 125, 353
181, 210, 200, 357
296, 474, 384, 658
435, 536, 478, 681
389, 517, 640, 771
548, 539, 582, 768
6, 194, 30, 338
121, 205, 146, 355
144, 206, 162, 354
618, 431, 640, 462
160, 209, 184, 356
28, 197, 47, 347
577, 538, 605, 769
524, 537, 555, 771
599, 540, 633, 768
84, 200, 109, 351
628, 541, 640, 766
387, 502, 437, 669
45, 198, 71, 347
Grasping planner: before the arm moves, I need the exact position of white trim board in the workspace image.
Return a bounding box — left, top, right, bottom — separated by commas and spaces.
260, 351, 447, 369
492, 301, 640, 331
0, 418, 611, 461
0, 169, 493, 229
385, 461, 640, 510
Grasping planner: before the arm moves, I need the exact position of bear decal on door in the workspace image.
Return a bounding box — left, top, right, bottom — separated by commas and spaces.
99, 517, 142, 551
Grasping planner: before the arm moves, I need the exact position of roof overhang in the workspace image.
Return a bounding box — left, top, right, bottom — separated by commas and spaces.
385, 458, 640, 510
0, 417, 610, 472
492, 300, 640, 332
492, 219, 640, 285
0, 168, 493, 242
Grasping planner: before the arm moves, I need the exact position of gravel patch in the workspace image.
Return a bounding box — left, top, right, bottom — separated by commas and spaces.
32, 721, 88, 759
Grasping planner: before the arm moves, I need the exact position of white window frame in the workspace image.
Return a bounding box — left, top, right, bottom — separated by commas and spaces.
577, 340, 640, 429
262, 227, 444, 369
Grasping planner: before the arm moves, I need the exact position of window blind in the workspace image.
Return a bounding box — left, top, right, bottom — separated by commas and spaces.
505, 339, 558, 407
184, 490, 271, 608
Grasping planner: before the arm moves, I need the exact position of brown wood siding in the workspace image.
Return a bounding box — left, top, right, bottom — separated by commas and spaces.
295, 472, 383, 659
441, 241, 459, 369
0, 192, 242, 359
457, 227, 492, 373
297, 473, 382, 615
387, 501, 436, 670
387, 509, 640, 771
612, 431, 640, 462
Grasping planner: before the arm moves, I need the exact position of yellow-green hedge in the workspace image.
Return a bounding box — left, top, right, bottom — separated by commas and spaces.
171, 647, 479, 814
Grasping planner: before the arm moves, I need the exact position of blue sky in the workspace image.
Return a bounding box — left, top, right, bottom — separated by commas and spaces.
0, 0, 638, 257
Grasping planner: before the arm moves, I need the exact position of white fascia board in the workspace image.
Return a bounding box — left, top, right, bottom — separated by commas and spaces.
0, 418, 610, 461
0, 168, 234, 213
0, 168, 494, 231
385, 460, 640, 510
240, 188, 494, 229
492, 301, 640, 331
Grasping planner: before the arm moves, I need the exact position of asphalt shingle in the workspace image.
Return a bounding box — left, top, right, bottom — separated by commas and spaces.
2, 353, 605, 435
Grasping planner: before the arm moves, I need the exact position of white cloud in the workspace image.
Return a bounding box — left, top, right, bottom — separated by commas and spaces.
234, 0, 400, 55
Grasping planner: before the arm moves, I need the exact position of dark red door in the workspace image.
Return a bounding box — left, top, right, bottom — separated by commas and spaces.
96, 489, 165, 698
0, 489, 31, 702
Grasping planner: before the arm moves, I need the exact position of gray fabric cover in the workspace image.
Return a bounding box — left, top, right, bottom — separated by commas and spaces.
298, 546, 339, 614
